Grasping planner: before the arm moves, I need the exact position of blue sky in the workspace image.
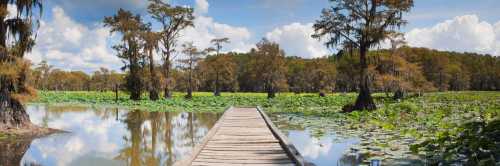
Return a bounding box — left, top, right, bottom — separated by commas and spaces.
25, 0, 500, 72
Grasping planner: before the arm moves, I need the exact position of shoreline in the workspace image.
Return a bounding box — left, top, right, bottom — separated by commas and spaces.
0, 125, 64, 141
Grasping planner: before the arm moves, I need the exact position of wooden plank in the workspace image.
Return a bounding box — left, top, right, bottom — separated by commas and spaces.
193, 158, 293, 164
199, 149, 287, 154
207, 140, 280, 144
196, 156, 290, 161
205, 145, 283, 148
198, 151, 286, 156
257, 106, 304, 166
192, 162, 295, 166
202, 147, 285, 151
197, 153, 289, 158
174, 107, 304, 166
173, 106, 232, 166
211, 136, 276, 139
205, 144, 282, 148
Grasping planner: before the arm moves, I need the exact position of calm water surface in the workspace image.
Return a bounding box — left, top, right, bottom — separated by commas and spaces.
15, 104, 221, 166
271, 114, 363, 166
1, 105, 365, 166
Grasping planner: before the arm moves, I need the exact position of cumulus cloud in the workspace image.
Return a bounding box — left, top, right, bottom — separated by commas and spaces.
26, 0, 255, 72
25, 6, 121, 72
406, 15, 500, 56
195, 0, 209, 15
51, 0, 146, 10
48, 0, 148, 24
178, 0, 254, 54
493, 22, 500, 56
301, 137, 332, 159
266, 22, 330, 58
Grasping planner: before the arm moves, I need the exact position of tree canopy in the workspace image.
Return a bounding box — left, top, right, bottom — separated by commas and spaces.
313, 0, 414, 111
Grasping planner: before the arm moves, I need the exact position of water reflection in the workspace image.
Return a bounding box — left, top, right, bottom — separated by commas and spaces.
0, 139, 33, 166
272, 114, 363, 166
1, 104, 221, 166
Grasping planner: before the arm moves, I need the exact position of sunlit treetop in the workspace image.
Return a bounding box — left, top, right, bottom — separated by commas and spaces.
312, 0, 413, 49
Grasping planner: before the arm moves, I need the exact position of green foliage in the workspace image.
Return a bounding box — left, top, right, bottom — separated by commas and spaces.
25, 47, 500, 95
34, 91, 500, 165
411, 119, 500, 165
34, 91, 355, 113
249, 39, 288, 98
103, 9, 149, 100
265, 91, 500, 165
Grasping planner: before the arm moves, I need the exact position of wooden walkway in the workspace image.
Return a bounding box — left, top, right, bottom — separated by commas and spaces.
176, 107, 304, 166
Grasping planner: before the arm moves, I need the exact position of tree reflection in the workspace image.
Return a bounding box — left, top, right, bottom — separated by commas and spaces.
0, 139, 33, 166
115, 110, 219, 166
115, 110, 146, 165
164, 111, 174, 165
7, 105, 220, 166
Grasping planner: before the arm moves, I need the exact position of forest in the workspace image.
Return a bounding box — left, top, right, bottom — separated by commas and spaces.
28, 46, 500, 95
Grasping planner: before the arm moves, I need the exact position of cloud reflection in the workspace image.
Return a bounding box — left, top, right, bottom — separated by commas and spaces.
18, 105, 219, 166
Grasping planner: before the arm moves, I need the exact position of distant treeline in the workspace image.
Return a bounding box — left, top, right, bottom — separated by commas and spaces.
27, 46, 500, 94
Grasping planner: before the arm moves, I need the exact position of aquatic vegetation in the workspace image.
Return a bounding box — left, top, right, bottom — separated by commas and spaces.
33, 91, 500, 165
33, 91, 356, 112
270, 91, 500, 165
411, 119, 500, 165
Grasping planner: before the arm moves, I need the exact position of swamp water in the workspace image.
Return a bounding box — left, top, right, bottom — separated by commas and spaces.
4, 104, 221, 166
1, 105, 425, 166
271, 113, 427, 166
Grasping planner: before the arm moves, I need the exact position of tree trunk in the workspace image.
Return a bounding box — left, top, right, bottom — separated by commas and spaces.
163, 58, 172, 99
115, 84, 119, 103
267, 83, 275, 99
185, 66, 193, 99
214, 71, 220, 96
352, 46, 376, 111
0, 77, 32, 130
267, 90, 275, 99
164, 86, 172, 99
129, 58, 142, 101
319, 92, 326, 97
185, 85, 192, 99
125, 43, 142, 101
393, 89, 404, 100
148, 49, 159, 101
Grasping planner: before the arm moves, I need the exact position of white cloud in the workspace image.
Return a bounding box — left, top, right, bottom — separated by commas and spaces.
26, 1, 255, 72
494, 22, 500, 56
406, 15, 500, 56
178, 0, 254, 54
26, 6, 121, 72
301, 137, 332, 159
266, 22, 330, 58
195, 0, 209, 15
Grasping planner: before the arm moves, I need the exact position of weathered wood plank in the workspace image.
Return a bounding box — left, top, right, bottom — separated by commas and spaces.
208, 140, 281, 144
257, 106, 305, 166
191, 162, 295, 166
205, 144, 283, 148
198, 151, 286, 156
174, 107, 303, 166
193, 158, 294, 164
197, 153, 289, 158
